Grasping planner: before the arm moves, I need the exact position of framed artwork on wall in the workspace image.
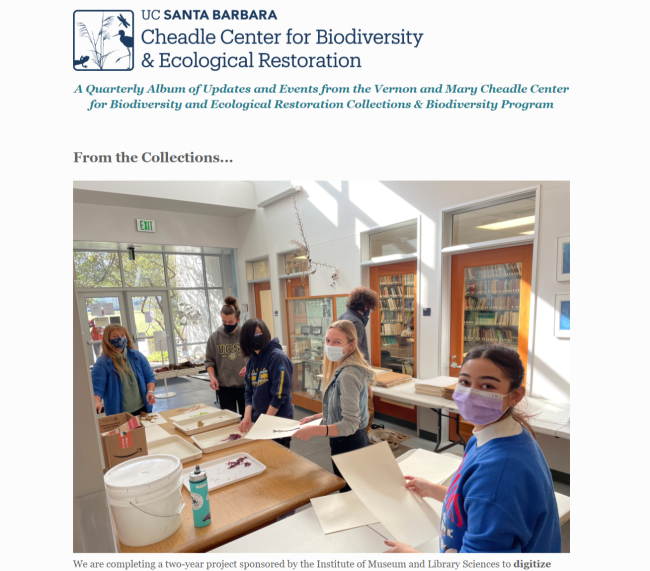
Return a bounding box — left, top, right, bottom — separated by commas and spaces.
554, 293, 570, 338
556, 236, 570, 281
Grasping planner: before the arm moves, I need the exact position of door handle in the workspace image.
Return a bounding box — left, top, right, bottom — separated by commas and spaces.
450, 362, 461, 369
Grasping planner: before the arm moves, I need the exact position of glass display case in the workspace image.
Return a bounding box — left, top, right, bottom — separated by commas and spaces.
286, 296, 333, 411
463, 263, 521, 356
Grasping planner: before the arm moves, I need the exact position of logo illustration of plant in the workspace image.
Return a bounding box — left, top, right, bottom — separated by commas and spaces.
76, 12, 116, 70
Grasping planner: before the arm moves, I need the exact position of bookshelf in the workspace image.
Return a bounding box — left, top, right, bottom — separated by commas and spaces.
370, 260, 418, 425
463, 263, 522, 353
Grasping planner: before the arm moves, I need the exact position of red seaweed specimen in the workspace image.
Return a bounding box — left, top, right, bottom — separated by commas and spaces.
226, 456, 249, 469
220, 433, 242, 443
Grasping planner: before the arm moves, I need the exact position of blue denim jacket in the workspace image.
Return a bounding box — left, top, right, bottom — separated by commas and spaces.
322, 363, 370, 437
91, 348, 156, 416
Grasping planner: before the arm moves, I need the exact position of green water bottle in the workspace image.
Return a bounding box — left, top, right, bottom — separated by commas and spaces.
189, 465, 211, 527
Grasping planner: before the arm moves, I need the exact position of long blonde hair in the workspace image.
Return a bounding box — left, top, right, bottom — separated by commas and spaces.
322, 320, 377, 387
101, 324, 136, 376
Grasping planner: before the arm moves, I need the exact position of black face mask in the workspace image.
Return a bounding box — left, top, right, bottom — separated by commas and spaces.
253, 335, 264, 350
223, 323, 238, 334
361, 309, 370, 326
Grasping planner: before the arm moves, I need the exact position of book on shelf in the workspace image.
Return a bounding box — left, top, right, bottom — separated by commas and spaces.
464, 327, 517, 344
380, 285, 403, 297
381, 298, 403, 310
381, 322, 403, 335
464, 296, 519, 310
465, 263, 522, 280
379, 275, 403, 285
464, 311, 519, 326
381, 335, 400, 344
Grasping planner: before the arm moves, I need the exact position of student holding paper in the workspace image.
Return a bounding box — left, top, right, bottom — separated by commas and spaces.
384, 345, 561, 554
293, 320, 376, 492
238, 319, 294, 448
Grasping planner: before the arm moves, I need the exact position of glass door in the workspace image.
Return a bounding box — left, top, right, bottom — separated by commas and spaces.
77, 292, 127, 366
126, 292, 175, 368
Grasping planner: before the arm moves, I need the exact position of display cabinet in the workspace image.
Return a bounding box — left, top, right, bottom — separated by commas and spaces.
285, 293, 349, 412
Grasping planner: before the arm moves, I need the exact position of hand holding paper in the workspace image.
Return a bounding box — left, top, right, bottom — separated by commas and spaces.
243, 414, 322, 440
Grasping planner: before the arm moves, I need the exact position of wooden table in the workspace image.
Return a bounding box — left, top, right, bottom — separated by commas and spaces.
114, 406, 345, 553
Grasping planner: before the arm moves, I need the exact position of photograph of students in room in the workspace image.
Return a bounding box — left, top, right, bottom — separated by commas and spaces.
384, 345, 561, 554
239, 318, 294, 448
292, 320, 377, 492
205, 296, 248, 416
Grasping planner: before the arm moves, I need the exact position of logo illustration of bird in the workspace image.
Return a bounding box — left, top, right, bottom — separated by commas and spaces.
113, 30, 133, 68
117, 14, 130, 28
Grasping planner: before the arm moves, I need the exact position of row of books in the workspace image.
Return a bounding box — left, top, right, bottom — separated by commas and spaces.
465, 296, 520, 310
465, 263, 522, 280
464, 311, 519, 326
379, 275, 402, 285
381, 322, 404, 335
381, 336, 400, 344
381, 298, 403, 310
380, 310, 403, 323
404, 286, 415, 297
403, 274, 415, 285
464, 328, 517, 343
404, 298, 415, 309
380, 285, 403, 296
465, 278, 520, 295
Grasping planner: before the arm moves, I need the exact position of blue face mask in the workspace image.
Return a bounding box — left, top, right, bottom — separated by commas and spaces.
223, 323, 238, 334
109, 337, 128, 350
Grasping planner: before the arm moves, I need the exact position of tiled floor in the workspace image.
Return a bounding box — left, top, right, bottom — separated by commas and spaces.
154, 376, 570, 551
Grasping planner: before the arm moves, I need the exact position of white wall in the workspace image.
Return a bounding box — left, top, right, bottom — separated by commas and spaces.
73, 202, 240, 249
238, 181, 570, 404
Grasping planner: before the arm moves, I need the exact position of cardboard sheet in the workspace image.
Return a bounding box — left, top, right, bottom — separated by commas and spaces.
243, 414, 323, 440
311, 492, 379, 534
332, 441, 439, 546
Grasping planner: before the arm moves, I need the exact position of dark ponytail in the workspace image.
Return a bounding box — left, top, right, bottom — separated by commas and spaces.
221, 296, 241, 320
463, 345, 536, 438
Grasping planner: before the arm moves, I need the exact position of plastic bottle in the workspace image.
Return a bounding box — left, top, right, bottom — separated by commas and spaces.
189, 465, 211, 527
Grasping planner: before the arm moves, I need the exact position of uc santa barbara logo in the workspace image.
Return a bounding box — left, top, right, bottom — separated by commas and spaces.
73, 10, 134, 71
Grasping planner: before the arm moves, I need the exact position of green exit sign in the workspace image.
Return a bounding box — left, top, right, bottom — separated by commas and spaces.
136, 219, 156, 233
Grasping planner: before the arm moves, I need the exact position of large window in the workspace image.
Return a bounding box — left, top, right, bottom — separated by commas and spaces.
74, 249, 229, 364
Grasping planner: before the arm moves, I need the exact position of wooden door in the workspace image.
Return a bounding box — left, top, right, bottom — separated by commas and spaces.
370, 261, 418, 425
448, 244, 533, 441
253, 281, 274, 336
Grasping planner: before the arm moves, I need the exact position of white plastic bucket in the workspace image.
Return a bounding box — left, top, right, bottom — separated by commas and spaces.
104, 454, 185, 547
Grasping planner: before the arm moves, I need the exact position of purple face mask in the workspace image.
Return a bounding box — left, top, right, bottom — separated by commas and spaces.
452, 385, 508, 425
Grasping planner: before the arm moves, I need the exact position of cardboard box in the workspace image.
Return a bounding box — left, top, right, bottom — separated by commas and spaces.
97, 412, 148, 469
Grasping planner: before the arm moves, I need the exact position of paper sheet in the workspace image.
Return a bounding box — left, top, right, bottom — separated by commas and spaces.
153, 330, 168, 351
397, 449, 461, 485
145, 424, 170, 443
243, 414, 323, 440
102, 302, 114, 315
89, 303, 102, 317
332, 441, 439, 546
170, 404, 220, 422
139, 413, 168, 426
311, 492, 379, 534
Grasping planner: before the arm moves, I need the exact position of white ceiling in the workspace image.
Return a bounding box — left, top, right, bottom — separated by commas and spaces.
73, 187, 255, 217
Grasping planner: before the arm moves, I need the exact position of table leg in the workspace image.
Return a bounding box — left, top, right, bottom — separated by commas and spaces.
155, 377, 177, 399
431, 408, 466, 453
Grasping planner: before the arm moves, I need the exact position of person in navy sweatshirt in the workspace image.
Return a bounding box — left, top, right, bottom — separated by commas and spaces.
385, 345, 561, 553
239, 318, 294, 448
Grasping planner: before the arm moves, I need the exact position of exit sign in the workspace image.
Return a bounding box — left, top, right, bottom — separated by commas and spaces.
136, 219, 156, 233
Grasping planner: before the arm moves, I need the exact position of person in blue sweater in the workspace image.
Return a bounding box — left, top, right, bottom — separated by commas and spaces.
91, 324, 157, 417
238, 319, 294, 448
385, 345, 561, 554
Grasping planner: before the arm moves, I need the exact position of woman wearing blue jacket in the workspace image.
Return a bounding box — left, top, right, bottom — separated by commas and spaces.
238, 319, 294, 448
91, 324, 157, 416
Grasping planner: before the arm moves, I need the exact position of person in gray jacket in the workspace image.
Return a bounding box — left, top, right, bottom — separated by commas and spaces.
293, 319, 376, 492
205, 296, 248, 415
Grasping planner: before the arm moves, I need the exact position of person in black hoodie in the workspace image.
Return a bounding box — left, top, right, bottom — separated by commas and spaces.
239, 318, 294, 448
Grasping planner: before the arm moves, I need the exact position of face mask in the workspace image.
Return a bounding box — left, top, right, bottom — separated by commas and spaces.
224, 323, 238, 334
361, 310, 370, 326
253, 334, 264, 350
109, 337, 128, 350
325, 343, 351, 362
452, 385, 510, 425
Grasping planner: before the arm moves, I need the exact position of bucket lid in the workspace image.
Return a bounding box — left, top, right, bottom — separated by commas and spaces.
104, 454, 181, 493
